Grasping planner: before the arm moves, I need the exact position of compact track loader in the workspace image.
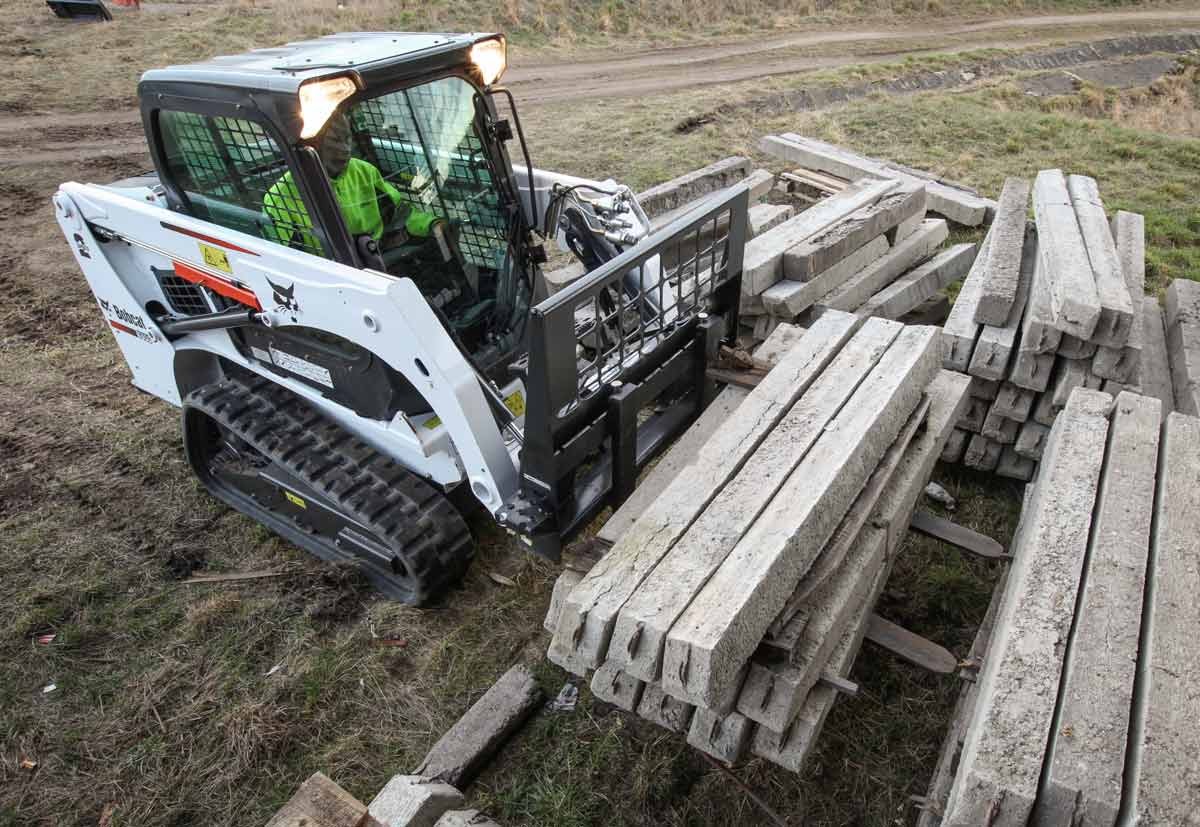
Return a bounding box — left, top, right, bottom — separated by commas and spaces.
55, 32, 749, 604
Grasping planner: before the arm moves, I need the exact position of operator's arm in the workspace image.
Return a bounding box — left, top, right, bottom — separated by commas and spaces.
370, 166, 439, 238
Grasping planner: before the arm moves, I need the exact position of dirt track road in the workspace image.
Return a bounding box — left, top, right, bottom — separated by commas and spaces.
0, 7, 1197, 165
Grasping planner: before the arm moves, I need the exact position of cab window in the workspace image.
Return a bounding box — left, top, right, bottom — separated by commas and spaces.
158, 110, 328, 258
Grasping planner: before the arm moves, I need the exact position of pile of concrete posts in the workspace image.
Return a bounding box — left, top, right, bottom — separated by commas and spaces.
738, 134, 986, 346
544, 312, 971, 770
920, 386, 1200, 826
939, 169, 1175, 481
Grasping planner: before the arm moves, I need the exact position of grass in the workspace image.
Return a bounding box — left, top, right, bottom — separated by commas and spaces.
4, 7, 1200, 826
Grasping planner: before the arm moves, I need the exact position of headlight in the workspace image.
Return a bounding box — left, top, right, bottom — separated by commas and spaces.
298, 75, 358, 140
470, 38, 507, 87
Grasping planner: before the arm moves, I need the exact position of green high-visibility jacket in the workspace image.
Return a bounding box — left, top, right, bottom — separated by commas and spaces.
263, 158, 437, 251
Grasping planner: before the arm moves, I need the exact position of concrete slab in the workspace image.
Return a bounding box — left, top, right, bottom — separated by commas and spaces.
763, 134, 994, 226
995, 446, 1035, 481
607, 319, 904, 684
943, 388, 1112, 827
636, 156, 751, 218
762, 235, 889, 317
968, 225, 1036, 380
782, 185, 926, 281
1057, 333, 1097, 359
590, 662, 644, 713
857, 242, 977, 321
1068, 175, 1134, 348
1009, 347, 1056, 393
636, 683, 693, 734
1031, 383, 1059, 427
687, 707, 753, 764
974, 178, 1031, 326
748, 202, 794, 237
416, 665, 543, 789
962, 434, 1002, 472
742, 178, 899, 295
958, 396, 989, 433
818, 219, 949, 312
1092, 211, 1146, 383
981, 407, 1020, 444
1138, 296, 1175, 420
1033, 391, 1160, 827
1120, 412, 1200, 826
942, 428, 969, 463
369, 776, 465, 827
1051, 357, 1104, 408
661, 326, 939, 709
1014, 421, 1051, 461
941, 226, 993, 371
969, 377, 1000, 400
1165, 278, 1200, 416
753, 321, 808, 365
991, 383, 1036, 423
549, 311, 858, 672
1033, 169, 1100, 339
891, 211, 926, 245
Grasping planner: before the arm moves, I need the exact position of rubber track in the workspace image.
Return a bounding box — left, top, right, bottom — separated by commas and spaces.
185, 373, 473, 604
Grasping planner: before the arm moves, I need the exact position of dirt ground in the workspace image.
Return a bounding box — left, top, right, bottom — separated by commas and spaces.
2, 2, 1199, 825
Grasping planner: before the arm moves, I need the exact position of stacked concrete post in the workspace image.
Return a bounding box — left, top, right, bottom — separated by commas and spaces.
544, 316, 970, 772
937, 170, 1173, 480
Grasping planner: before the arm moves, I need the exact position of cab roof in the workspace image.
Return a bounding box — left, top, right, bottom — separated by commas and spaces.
140, 31, 492, 95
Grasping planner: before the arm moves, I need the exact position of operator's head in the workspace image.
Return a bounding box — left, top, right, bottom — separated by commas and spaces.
317, 112, 353, 179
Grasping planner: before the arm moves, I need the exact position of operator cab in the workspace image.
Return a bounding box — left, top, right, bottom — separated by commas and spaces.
139, 32, 536, 375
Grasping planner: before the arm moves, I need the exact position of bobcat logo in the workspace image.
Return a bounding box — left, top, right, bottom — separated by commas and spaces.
267, 278, 300, 313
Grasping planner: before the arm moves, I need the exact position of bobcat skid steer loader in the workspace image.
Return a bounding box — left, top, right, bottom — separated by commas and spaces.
54, 32, 749, 604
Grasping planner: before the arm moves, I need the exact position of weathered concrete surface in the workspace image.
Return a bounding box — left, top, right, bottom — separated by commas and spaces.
963, 434, 1002, 471
900, 293, 951, 326
754, 321, 808, 364
1120, 412, 1200, 827
369, 776, 464, 827
543, 261, 586, 297
969, 225, 1036, 380
1032, 383, 1059, 427
762, 235, 889, 317
1016, 252, 1065, 357
608, 319, 903, 684
941, 225, 990, 371
941, 428, 969, 463
1057, 333, 1097, 359
635, 683, 693, 734
969, 377, 1000, 400
991, 383, 1036, 422
818, 219, 949, 312
975, 178, 1031, 326
636, 156, 751, 218
590, 662, 644, 712
550, 312, 858, 671
958, 396, 989, 433
1068, 175, 1134, 348
742, 178, 898, 295
981, 407, 1020, 444
943, 388, 1112, 827
1014, 421, 1051, 461
1093, 210, 1146, 382
763, 134, 994, 226
1033, 169, 1101, 340
1165, 278, 1200, 416
544, 569, 583, 633
687, 707, 753, 764
1138, 296, 1175, 420
891, 211, 925, 244
1033, 391, 1160, 827
782, 185, 926, 281
1051, 357, 1104, 409
739, 528, 886, 732
598, 385, 746, 545
1009, 346, 1057, 393
747, 202, 794, 237
416, 665, 543, 789
995, 446, 1035, 481
857, 242, 977, 321
661, 326, 939, 709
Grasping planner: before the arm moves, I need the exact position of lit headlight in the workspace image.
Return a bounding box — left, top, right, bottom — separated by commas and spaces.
470, 38, 507, 87
298, 75, 358, 140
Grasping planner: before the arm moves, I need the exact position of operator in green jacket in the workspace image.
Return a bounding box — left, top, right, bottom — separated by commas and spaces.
263, 113, 438, 253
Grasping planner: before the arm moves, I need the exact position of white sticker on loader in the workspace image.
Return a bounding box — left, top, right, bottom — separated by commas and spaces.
269, 346, 334, 389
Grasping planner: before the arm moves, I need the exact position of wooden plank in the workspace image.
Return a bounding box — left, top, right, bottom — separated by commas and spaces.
548, 311, 859, 671
865, 613, 957, 674
266, 772, 377, 827
909, 510, 1008, 560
